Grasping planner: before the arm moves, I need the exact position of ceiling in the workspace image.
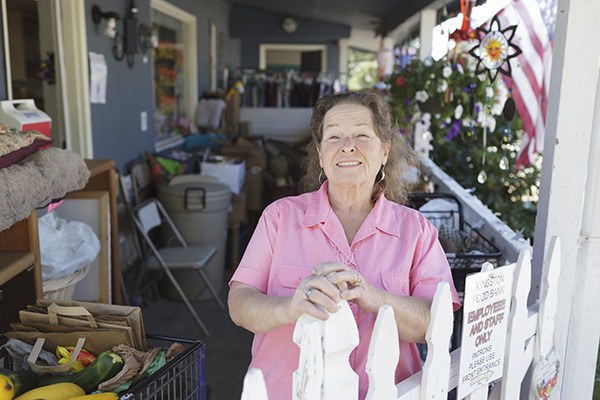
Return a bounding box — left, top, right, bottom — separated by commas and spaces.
227, 0, 461, 36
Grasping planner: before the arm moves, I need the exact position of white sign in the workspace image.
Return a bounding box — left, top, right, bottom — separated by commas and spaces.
457, 263, 515, 399
89, 52, 107, 104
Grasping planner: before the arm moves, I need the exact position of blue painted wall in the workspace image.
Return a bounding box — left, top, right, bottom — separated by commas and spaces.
85, 0, 155, 172
230, 4, 351, 73
166, 0, 230, 93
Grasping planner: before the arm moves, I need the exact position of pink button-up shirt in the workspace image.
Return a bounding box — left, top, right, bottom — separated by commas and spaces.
230, 183, 460, 399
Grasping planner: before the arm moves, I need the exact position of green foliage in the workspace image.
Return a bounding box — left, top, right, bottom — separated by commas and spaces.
347, 47, 377, 91
388, 55, 540, 240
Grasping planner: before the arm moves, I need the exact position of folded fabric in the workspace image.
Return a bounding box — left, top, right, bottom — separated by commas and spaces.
0, 126, 52, 169
0, 147, 90, 231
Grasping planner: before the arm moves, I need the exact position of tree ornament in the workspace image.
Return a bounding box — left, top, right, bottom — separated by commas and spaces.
468, 15, 522, 82
469, 92, 476, 115
477, 169, 488, 184
444, 86, 454, 103
499, 155, 509, 170
503, 96, 516, 121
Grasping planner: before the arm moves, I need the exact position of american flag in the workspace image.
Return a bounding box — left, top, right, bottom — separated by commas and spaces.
499, 0, 555, 168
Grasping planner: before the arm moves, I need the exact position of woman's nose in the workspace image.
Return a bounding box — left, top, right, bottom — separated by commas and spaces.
341, 138, 356, 152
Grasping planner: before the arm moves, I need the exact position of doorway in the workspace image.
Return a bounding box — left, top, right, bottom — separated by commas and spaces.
259, 44, 327, 72
2, 0, 92, 157
3, 0, 62, 146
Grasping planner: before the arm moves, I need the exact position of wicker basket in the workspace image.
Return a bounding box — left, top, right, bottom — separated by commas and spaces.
42, 264, 90, 300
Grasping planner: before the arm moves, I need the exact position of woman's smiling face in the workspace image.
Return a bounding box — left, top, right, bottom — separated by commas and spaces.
318, 103, 390, 191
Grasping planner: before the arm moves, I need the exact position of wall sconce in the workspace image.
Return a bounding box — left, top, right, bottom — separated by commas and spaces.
139, 24, 159, 53
92, 1, 146, 68
91, 5, 120, 38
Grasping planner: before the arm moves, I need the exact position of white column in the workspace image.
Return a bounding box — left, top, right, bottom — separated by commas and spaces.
419, 9, 437, 61
338, 38, 348, 86
532, 0, 600, 398
58, 0, 93, 158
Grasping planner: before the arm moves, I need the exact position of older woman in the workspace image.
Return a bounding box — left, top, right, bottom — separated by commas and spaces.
228, 90, 460, 399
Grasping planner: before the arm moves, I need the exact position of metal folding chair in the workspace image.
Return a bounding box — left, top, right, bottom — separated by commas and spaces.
131, 197, 226, 336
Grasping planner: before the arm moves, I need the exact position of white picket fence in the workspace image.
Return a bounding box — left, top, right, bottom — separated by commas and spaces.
241, 237, 561, 400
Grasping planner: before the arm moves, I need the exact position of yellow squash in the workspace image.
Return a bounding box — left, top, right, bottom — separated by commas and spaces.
69, 393, 119, 400
14, 382, 85, 400
0, 374, 14, 400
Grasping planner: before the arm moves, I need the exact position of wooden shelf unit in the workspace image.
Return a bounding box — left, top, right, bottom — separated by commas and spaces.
83, 159, 121, 304
0, 159, 121, 306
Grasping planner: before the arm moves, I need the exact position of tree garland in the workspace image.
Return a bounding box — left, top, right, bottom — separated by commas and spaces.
388, 53, 540, 239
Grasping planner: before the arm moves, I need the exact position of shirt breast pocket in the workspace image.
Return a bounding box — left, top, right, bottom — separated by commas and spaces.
381, 271, 411, 296
273, 266, 311, 296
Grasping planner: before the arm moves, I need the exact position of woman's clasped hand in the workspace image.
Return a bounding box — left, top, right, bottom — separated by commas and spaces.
290, 261, 378, 321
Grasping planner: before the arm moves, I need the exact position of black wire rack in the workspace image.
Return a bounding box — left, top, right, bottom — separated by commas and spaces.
408, 192, 502, 292
119, 335, 206, 400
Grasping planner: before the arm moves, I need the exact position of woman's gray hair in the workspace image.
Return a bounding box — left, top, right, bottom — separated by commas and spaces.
302, 90, 418, 205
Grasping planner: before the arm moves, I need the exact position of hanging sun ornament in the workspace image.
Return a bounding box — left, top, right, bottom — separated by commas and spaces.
469, 15, 522, 82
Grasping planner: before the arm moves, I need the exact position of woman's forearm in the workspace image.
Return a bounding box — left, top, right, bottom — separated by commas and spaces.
228, 282, 296, 334
377, 289, 432, 343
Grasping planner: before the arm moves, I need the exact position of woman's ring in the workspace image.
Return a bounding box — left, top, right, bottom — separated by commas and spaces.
354, 275, 363, 286
305, 287, 314, 301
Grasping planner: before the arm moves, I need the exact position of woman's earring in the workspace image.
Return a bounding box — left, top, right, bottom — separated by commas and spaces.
377, 165, 386, 184
318, 170, 325, 184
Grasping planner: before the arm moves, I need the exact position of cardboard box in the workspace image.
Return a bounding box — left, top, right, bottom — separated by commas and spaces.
222, 137, 267, 170
200, 158, 245, 195
228, 185, 247, 224
246, 166, 264, 211
221, 137, 267, 210
224, 92, 240, 135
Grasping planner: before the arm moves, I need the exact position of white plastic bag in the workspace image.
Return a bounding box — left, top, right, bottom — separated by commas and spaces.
38, 212, 101, 281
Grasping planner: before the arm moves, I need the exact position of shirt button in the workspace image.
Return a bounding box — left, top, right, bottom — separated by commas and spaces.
296, 278, 301, 285
402, 285, 407, 293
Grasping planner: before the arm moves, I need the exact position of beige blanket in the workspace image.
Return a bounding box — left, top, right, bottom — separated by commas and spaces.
0, 147, 90, 231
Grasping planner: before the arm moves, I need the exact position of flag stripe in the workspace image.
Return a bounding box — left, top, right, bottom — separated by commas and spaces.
500, 0, 551, 168
514, 0, 547, 55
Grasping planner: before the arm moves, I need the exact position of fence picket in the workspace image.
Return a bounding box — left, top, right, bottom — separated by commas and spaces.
241, 368, 269, 400
322, 301, 359, 399
420, 282, 453, 400
293, 316, 324, 399
366, 305, 400, 400
500, 249, 534, 399
293, 300, 359, 399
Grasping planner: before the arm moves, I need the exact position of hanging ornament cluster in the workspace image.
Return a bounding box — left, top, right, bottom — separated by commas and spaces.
450, 0, 478, 43
468, 15, 522, 82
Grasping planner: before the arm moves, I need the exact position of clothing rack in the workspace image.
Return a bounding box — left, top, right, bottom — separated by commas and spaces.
225, 67, 347, 108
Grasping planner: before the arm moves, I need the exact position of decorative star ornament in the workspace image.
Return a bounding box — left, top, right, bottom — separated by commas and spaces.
469, 15, 522, 82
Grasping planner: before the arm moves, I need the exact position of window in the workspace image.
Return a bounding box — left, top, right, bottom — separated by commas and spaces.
150, 0, 197, 148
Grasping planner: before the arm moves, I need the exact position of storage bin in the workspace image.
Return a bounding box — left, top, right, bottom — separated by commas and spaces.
42, 264, 90, 300
158, 175, 231, 301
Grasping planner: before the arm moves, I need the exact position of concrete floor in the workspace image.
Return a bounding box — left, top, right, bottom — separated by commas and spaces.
141, 270, 253, 400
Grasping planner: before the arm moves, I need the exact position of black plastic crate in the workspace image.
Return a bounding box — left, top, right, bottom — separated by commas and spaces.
120, 335, 206, 400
